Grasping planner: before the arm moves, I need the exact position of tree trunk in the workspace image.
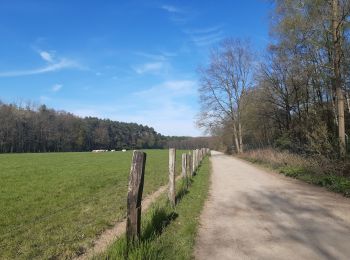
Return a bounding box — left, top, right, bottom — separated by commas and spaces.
232, 122, 240, 153
332, 0, 346, 157
238, 122, 243, 153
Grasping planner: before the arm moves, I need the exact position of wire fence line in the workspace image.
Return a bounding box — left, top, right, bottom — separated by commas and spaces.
0, 148, 210, 258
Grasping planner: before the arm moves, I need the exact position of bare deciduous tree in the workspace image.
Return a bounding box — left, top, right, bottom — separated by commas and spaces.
197, 38, 254, 153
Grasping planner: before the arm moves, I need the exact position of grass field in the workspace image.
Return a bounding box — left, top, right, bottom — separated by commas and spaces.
0, 150, 187, 259
96, 156, 211, 259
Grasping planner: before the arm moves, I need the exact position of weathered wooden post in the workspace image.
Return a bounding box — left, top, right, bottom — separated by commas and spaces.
187, 152, 192, 177
182, 153, 188, 188
126, 150, 146, 246
192, 149, 197, 174
168, 148, 176, 207
197, 149, 200, 165
197, 149, 200, 167
198, 149, 200, 165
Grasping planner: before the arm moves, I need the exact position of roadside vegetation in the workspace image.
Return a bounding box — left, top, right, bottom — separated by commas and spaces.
0, 150, 187, 259
96, 156, 211, 260
238, 149, 350, 197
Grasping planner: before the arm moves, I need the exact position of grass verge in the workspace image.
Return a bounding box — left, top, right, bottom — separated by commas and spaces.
238, 149, 350, 197
96, 156, 211, 260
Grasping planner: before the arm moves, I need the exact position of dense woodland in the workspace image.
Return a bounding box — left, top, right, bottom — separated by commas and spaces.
0, 102, 169, 153
198, 0, 350, 159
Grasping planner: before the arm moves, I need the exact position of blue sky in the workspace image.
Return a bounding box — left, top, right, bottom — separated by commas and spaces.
0, 0, 271, 136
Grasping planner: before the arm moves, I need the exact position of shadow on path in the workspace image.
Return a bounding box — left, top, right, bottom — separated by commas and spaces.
212, 187, 350, 259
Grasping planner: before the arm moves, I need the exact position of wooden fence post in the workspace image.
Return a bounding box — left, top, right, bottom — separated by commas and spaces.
126, 150, 146, 246
197, 149, 200, 166
187, 152, 192, 178
192, 149, 196, 174
168, 148, 176, 206
182, 153, 188, 188
198, 149, 201, 166
197, 149, 200, 165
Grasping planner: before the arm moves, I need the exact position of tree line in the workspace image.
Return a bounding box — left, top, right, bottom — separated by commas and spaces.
167, 136, 218, 150
198, 0, 350, 158
0, 101, 169, 153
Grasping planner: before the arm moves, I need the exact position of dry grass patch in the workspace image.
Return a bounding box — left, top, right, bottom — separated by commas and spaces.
239, 148, 350, 196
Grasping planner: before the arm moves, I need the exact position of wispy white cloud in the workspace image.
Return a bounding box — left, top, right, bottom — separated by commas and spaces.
39, 51, 54, 62
52, 84, 62, 92
160, 80, 196, 93
133, 62, 165, 74
161, 5, 182, 13
160, 3, 224, 46
134, 51, 167, 61
134, 80, 196, 100
185, 25, 224, 35
134, 51, 177, 61
0, 50, 81, 77
160, 4, 194, 25
191, 32, 224, 46
185, 25, 225, 46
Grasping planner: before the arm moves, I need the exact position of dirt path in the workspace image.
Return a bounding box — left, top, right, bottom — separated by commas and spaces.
194, 151, 350, 260
76, 176, 181, 260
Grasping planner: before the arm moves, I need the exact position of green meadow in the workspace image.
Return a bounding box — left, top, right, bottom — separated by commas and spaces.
0, 150, 186, 259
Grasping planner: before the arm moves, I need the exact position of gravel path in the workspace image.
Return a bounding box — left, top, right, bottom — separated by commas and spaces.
194, 151, 350, 260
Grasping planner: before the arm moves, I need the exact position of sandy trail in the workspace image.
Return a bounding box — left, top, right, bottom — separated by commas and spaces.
194, 151, 350, 260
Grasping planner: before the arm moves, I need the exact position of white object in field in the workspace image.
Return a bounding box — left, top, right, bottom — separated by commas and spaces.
122, 149, 127, 152
92, 149, 108, 153
111, 149, 116, 152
